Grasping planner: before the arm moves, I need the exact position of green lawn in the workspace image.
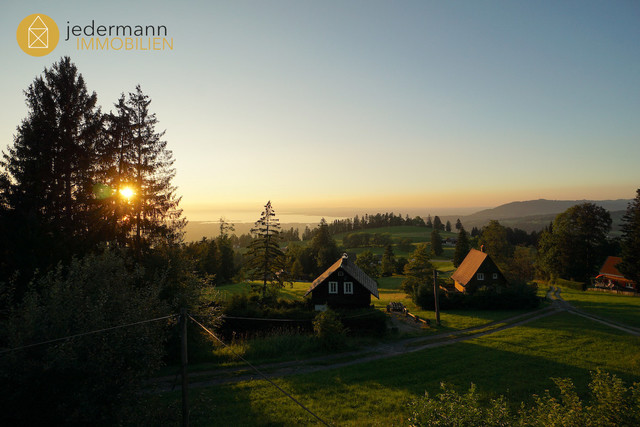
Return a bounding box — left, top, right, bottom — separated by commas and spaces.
556, 286, 640, 327
149, 311, 640, 426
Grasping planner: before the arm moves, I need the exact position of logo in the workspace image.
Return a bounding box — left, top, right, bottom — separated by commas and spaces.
17, 14, 59, 56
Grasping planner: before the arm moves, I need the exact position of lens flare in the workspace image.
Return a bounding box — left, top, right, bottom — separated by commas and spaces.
119, 186, 135, 200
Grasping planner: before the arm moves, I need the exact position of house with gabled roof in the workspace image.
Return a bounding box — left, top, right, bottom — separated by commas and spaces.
594, 256, 637, 291
305, 254, 379, 310
451, 248, 508, 294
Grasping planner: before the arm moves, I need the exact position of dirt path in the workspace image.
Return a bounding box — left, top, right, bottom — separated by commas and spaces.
549, 287, 640, 336
147, 289, 639, 392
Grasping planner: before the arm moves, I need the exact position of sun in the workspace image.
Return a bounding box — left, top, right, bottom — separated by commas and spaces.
119, 186, 135, 200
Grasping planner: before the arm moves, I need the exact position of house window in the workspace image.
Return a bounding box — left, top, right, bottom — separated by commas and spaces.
328, 281, 338, 294
477, 273, 484, 280
492, 273, 498, 280
344, 282, 353, 294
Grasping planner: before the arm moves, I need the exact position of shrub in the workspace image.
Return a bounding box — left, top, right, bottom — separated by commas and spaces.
313, 309, 346, 350
414, 283, 540, 311
408, 370, 640, 426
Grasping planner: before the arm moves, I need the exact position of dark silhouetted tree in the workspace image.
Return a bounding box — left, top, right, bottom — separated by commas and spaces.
445, 220, 452, 232
0, 57, 103, 291
433, 216, 443, 231
431, 229, 443, 256
310, 218, 340, 274
381, 244, 395, 276
402, 243, 434, 298
245, 201, 287, 299
455, 218, 462, 231
356, 250, 379, 279
537, 203, 611, 282
425, 215, 433, 228
479, 220, 513, 267
453, 227, 470, 267
615, 190, 640, 285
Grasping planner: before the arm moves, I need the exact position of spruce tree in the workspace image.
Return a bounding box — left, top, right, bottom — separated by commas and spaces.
431, 229, 443, 256
381, 244, 395, 276
426, 214, 433, 228
618, 189, 640, 285
246, 201, 287, 299
310, 218, 340, 274
453, 227, 470, 267
445, 220, 452, 232
433, 215, 443, 231
455, 218, 462, 231
1, 57, 103, 287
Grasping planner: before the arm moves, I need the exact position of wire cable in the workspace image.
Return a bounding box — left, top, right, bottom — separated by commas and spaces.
0, 313, 178, 355
188, 315, 330, 426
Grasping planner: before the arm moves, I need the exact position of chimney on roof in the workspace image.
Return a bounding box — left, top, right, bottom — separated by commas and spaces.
342, 253, 348, 259
480, 245, 484, 253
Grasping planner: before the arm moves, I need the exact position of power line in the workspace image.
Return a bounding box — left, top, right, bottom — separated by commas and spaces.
0, 313, 178, 355
189, 315, 330, 426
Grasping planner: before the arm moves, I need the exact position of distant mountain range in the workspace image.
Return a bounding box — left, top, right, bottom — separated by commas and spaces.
451, 199, 631, 233
183, 199, 632, 241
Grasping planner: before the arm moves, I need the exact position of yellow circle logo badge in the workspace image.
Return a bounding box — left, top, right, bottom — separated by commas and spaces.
17, 14, 59, 56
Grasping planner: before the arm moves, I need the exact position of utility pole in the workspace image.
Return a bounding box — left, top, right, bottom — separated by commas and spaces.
433, 270, 441, 326
181, 308, 189, 427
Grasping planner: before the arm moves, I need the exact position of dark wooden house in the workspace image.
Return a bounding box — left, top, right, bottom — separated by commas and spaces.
451, 248, 508, 294
305, 254, 379, 310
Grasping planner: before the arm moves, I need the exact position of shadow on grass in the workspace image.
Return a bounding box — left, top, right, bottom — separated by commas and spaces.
154, 311, 640, 426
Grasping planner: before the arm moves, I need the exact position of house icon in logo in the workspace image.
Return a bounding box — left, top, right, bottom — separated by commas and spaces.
17, 13, 59, 56
28, 15, 49, 49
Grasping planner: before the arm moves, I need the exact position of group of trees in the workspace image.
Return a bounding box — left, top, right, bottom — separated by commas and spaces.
0, 58, 206, 424
536, 203, 614, 282
318, 211, 427, 236
0, 57, 183, 298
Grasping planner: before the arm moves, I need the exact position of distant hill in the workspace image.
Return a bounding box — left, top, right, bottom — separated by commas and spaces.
454, 199, 630, 233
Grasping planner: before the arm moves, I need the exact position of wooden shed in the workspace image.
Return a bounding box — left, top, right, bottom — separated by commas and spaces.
305, 254, 379, 310
451, 249, 508, 294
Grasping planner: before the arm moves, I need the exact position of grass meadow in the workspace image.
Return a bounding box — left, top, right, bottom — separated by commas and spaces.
166, 227, 640, 425
150, 309, 640, 426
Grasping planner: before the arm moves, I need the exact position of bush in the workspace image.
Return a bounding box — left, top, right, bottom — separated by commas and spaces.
0, 249, 170, 426
313, 309, 346, 350
408, 370, 640, 426
414, 283, 540, 311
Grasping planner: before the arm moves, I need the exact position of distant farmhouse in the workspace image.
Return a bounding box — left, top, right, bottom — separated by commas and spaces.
305, 254, 379, 310
451, 248, 508, 294
594, 256, 638, 292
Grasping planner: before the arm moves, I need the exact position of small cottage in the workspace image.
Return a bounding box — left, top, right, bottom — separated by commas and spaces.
451, 248, 508, 294
305, 254, 379, 310
594, 256, 637, 291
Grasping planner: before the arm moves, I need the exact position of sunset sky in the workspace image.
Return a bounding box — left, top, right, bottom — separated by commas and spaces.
2, 1, 639, 222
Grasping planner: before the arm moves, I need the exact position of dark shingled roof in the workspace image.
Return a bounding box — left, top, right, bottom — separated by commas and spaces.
305, 255, 379, 298
451, 249, 488, 286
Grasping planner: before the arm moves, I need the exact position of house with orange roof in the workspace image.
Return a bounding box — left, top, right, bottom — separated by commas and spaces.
594, 256, 637, 291
451, 248, 508, 294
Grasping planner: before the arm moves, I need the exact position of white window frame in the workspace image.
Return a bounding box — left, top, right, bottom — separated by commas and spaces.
344, 281, 353, 295
492, 273, 498, 280
328, 281, 338, 294
477, 273, 485, 281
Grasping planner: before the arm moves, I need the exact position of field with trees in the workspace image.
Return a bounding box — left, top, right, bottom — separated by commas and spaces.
1, 58, 638, 426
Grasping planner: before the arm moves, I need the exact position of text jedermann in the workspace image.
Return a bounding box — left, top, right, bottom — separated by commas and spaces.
65, 20, 167, 41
